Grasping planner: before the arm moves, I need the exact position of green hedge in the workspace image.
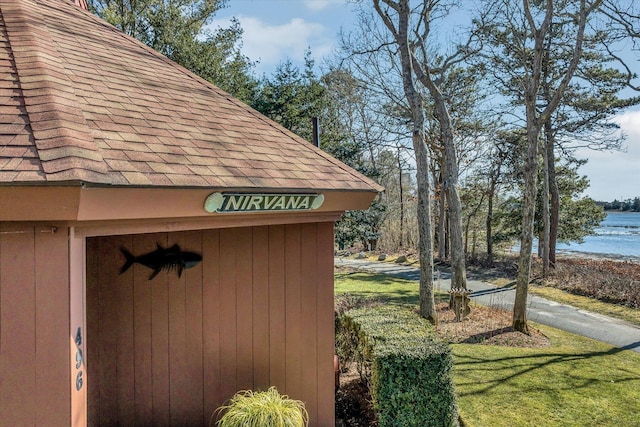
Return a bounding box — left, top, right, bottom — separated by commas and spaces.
337, 306, 458, 427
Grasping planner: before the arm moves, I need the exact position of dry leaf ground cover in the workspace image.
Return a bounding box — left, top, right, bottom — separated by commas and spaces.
532, 257, 640, 309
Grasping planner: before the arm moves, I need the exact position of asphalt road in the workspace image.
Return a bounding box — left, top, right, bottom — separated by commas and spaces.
335, 257, 640, 354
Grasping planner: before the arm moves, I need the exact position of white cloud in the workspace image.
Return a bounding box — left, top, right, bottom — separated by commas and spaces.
303, 0, 342, 11
614, 109, 640, 138
579, 109, 640, 201
207, 15, 333, 74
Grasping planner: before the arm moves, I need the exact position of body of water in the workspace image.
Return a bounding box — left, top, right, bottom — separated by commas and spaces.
556, 211, 640, 260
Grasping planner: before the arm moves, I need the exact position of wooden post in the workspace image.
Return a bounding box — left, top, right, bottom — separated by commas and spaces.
449, 288, 472, 322
70, 228, 87, 426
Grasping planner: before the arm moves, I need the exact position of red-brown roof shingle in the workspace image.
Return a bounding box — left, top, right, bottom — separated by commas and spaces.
0, 0, 383, 193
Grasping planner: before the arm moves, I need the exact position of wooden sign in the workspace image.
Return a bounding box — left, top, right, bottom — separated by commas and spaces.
204, 192, 324, 213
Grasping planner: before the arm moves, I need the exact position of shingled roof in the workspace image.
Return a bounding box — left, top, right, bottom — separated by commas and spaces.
0, 0, 382, 193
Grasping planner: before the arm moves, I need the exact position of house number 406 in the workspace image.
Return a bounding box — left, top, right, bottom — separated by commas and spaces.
75, 327, 83, 391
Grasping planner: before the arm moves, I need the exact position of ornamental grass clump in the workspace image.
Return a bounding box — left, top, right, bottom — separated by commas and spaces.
214, 386, 309, 427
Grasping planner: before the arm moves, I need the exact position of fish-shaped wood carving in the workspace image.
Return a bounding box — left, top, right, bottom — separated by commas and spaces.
119, 244, 202, 280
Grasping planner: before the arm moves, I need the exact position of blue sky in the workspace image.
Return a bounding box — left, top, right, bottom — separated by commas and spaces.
213, 0, 357, 76
211, 0, 640, 202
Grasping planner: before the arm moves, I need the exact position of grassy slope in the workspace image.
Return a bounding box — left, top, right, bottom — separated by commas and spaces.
529, 286, 640, 325
335, 270, 437, 305
335, 271, 640, 427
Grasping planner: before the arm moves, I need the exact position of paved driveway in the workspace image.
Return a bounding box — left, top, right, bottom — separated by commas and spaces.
335, 257, 640, 353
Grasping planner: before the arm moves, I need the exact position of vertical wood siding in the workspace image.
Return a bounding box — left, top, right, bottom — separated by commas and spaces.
0, 223, 71, 426
87, 223, 335, 427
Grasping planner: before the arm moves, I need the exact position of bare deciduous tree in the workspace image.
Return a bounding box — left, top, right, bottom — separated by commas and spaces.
373, 0, 437, 321
374, 0, 485, 296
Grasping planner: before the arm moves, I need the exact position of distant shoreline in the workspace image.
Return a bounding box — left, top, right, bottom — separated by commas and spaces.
556, 249, 640, 264
508, 247, 640, 264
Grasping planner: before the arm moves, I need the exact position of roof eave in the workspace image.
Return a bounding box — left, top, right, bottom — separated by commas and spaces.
0, 185, 380, 222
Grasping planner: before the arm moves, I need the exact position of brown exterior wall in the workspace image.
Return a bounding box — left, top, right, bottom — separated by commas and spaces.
0, 223, 71, 426
86, 223, 335, 426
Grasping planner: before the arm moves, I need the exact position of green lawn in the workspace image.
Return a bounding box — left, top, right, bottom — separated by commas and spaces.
334, 270, 450, 305
335, 271, 640, 427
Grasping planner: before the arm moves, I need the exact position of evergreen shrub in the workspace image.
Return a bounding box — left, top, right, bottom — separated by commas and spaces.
337, 306, 458, 427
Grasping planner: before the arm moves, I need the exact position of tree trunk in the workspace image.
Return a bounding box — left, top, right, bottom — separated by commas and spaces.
486, 179, 496, 264
514, 116, 540, 335
410, 30, 467, 290
472, 229, 477, 259
542, 131, 551, 277
464, 213, 470, 254
513, 0, 597, 333
541, 26, 554, 273
438, 176, 446, 260
515, 0, 551, 335
415, 131, 436, 322
445, 214, 450, 259
547, 126, 559, 268
374, 0, 436, 322
538, 232, 543, 257
398, 146, 404, 248
443, 145, 467, 290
